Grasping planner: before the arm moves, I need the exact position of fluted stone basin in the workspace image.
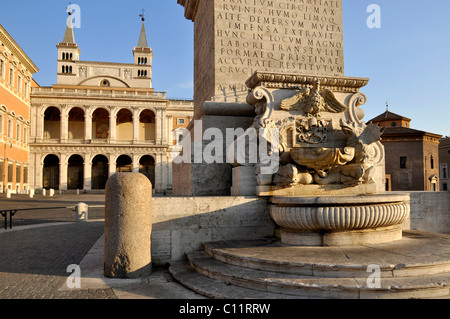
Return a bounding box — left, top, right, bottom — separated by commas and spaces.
269, 193, 410, 246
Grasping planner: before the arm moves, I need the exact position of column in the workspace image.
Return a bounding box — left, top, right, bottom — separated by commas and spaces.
161, 154, 168, 191
167, 154, 173, 190
59, 154, 68, 191
35, 105, 44, 142
155, 109, 162, 144
35, 154, 43, 190
132, 154, 140, 173
161, 109, 167, 145
84, 153, 92, 190
109, 107, 117, 143
155, 153, 163, 192
109, 154, 117, 177
167, 115, 173, 145
60, 106, 68, 142
133, 108, 140, 144
84, 107, 92, 141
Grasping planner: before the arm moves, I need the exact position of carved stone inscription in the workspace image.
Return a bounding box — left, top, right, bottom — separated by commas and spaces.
215, 0, 345, 93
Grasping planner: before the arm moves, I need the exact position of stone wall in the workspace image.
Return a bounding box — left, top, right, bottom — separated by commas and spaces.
151, 196, 273, 265
408, 191, 450, 234
150, 191, 449, 265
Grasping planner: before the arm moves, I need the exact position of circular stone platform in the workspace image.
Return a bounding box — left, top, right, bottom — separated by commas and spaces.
170, 231, 450, 299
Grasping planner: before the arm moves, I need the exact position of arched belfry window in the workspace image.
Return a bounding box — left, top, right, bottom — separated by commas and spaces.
137, 57, 147, 65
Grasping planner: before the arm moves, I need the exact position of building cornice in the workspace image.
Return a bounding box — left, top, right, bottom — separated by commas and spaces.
29, 144, 170, 154
0, 24, 39, 74
245, 71, 370, 93
31, 86, 168, 103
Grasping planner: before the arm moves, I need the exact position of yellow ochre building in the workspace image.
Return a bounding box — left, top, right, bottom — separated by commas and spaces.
0, 24, 39, 193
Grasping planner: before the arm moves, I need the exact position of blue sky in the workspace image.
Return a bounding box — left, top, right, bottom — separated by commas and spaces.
0, 0, 449, 136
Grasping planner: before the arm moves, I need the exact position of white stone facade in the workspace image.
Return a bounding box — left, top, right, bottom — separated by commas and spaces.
28, 20, 193, 193
29, 89, 192, 193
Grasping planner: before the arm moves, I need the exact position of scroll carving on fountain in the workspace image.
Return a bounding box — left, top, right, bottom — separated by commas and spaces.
230, 72, 410, 246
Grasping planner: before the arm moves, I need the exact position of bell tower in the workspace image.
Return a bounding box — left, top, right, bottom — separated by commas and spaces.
133, 11, 153, 87
57, 10, 80, 81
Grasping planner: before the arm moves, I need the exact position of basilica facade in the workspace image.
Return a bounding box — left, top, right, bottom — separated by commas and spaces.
28, 19, 193, 193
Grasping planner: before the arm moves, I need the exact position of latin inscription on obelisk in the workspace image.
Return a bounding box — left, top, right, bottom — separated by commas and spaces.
178, 0, 344, 118
215, 0, 344, 93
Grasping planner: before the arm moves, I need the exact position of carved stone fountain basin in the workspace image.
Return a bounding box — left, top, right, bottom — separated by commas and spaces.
269, 193, 410, 246
289, 147, 355, 171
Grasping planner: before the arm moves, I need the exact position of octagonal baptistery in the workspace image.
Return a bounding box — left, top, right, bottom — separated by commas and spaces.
269, 194, 410, 246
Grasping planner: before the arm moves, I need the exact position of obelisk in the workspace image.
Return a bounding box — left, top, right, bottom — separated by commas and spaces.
175, 0, 346, 196
178, 0, 345, 120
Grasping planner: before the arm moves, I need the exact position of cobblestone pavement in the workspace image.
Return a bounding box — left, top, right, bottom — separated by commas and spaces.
0, 221, 117, 299
0, 193, 206, 300
0, 193, 118, 299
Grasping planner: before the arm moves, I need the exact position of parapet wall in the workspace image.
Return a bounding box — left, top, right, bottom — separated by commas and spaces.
151, 192, 449, 265
151, 196, 273, 265
408, 191, 450, 235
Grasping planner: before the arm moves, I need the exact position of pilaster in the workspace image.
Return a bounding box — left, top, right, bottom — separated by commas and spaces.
155, 109, 162, 144
84, 153, 92, 190
133, 107, 140, 143
59, 153, 68, 191
84, 106, 92, 141
60, 105, 68, 142
109, 113, 117, 143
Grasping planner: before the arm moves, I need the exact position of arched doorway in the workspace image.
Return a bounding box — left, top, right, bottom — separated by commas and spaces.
139, 110, 156, 141
68, 155, 84, 190
116, 155, 133, 173
116, 109, 133, 141
43, 154, 59, 190
139, 155, 155, 188
92, 108, 110, 140
68, 107, 85, 140
92, 155, 109, 190
44, 107, 61, 139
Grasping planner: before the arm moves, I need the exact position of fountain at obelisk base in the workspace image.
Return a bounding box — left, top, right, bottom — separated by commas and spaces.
173, 0, 410, 247
169, 0, 450, 299
231, 72, 410, 247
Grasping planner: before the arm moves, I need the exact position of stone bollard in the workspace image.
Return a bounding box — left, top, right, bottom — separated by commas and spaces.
6, 189, 11, 198
42, 189, 46, 196
104, 173, 152, 279
75, 203, 88, 222
29, 189, 34, 198
49, 189, 54, 197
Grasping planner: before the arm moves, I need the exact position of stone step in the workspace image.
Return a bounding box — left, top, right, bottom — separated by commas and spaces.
186, 250, 450, 299
168, 261, 300, 299
202, 231, 450, 278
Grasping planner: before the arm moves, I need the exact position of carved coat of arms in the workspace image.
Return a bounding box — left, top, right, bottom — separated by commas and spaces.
280, 80, 346, 117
